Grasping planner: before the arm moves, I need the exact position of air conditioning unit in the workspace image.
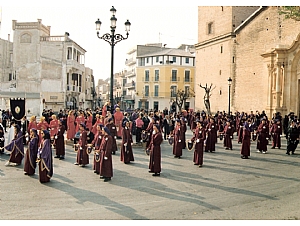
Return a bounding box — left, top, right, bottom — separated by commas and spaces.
159, 61, 163, 64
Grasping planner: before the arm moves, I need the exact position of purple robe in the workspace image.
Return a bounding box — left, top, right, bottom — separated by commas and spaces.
191, 127, 206, 166
120, 127, 134, 163
5, 131, 24, 164
99, 135, 113, 178
24, 136, 38, 175
149, 132, 163, 173
38, 139, 53, 183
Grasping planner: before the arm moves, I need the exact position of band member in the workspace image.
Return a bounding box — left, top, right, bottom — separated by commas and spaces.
286, 120, 299, 155
144, 117, 155, 150
256, 118, 269, 154
85, 110, 93, 131
106, 118, 118, 155
205, 117, 218, 153
27, 116, 38, 133
172, 119, 183, 158
92, 124, 103, 174
49, 114, 59, 138
114, 107, 124, 139
241, 120, 252, 159
99, 127, 113, 182
37, 130, 53, 183
37, 116, 49, 146
270, 119, 282, 149
181, 117, 187, 149
120, 121, 134, 164
24, 128, 39, 175
67, 110, 76, 140
74, 123, 89, 167
92, 114, 104, 135
223, 120, 234, 150
135, 113, 144, 144
54, 120, 66, 160
5, 124, 24, 166
162, 115, 170, 140
191, 120, 206, 167
148, 124, 163, 176
75, 111, 85, 133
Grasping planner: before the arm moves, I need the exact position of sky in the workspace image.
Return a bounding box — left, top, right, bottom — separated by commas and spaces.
0, 0, 201, 82
0, 1, 283, 82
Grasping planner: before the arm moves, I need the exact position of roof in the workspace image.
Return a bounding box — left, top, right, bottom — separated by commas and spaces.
137, 48, 195, 58
234, 6, 268, 34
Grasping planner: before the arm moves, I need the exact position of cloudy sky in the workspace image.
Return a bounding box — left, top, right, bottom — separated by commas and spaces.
0, 0, 201, 82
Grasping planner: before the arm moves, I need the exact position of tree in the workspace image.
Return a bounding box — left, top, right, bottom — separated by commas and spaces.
171, 88, 195, 113
198, 83, 216, 116
278, 6, 300, 21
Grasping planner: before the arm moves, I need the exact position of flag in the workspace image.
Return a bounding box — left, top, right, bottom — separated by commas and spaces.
10, 98, 26, 120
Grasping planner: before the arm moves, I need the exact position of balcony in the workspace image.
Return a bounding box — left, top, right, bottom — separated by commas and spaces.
125, 58, 136, 66
125, 70, 136, 78
184, 78, 193, 83
123, 95, 134, 100
170, 77, 180, 82
67, 85, 81, 93
124, 82, 135, 89
40, 35, 66, 42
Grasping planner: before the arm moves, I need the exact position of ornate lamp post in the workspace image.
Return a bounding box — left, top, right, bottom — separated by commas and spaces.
95, 6, 131, 114
228, 77, 232, 115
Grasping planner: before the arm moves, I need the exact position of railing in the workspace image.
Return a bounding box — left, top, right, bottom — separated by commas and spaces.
170, 77, 180, 82
125, 58, 136, 66
40, 36, 66, 42
125, 70, 136, 77
123, 95, 134, 100
67, 85, 81, 93
124, 83, 135, 88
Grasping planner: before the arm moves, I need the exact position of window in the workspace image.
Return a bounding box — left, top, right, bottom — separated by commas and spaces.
154, 85, 159, 97
208, 22, 213, 34
10, 53, 13, 62
170, 86, 177, 97
145, 70, 149, 81
146, 57, 149, 63
171, 70, 177, 82
221, 46, 223, 53
145, 86, 149, 97
9, 73, 12, 81
155, 70, 159, 81
185, 57, 189, 64
173, 56, 176, 63
233, 56, 235, 63
156, 56, 159, 62
184, 71, 190, 82
185, 86, 190, 97
153, 101, 159, 111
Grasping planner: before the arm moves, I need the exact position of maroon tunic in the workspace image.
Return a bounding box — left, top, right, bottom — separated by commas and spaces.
120, 127, 134, 163
256, 123, 269, 152
205, 122, 218, 152
55, 125, 65, 156
240, 128, 251, 157
148, 132, 163, 173
106, 123, 118, 152
92, 131, 102, 173
23, 136, 38, 175
172, 125, 183, 157
223, 124, 234, 149
76, 130, 89, 165
270, 123, 282, 148
145, 122, 154, 149
191, 127, 206, 166
99, 135, 113, 178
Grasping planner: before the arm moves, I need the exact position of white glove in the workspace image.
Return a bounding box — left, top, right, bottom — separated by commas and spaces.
26, 137, 29, 142
104, 156, 108, 160
80, 147, 82, 150
230, 136, 233, 139
124, 143, 127, 146
114, 136, 117, 139
196, 139, 199, 143
208, 129, 211, 131
179, 140, 181, 142
131, 143, 133, 145
55, 136, 58, 139
0, 137, 4, 141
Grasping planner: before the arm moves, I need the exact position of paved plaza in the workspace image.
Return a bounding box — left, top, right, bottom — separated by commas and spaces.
1, 130, 300, 220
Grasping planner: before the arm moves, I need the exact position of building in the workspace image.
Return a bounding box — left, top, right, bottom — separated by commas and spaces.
195, 6, 300, 117
0, 19, 95, 116
136, 44, 195, 112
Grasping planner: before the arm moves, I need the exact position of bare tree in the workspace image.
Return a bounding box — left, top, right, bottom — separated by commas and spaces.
171, 88, 195, 113
199, 83, 215, 116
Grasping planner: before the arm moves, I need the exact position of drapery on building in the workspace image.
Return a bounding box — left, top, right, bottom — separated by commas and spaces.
195, 6, 300, 117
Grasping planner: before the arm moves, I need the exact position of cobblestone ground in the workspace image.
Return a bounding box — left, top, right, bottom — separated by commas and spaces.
1, 130, 300, 220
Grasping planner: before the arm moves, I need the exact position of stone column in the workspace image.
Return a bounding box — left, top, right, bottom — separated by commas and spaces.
275, 62, 282, 108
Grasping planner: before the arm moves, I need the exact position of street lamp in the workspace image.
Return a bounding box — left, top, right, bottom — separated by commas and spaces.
95, 6, 131, 114
228, 77, 232, 116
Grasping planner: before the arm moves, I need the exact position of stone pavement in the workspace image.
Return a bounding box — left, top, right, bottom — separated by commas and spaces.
1, 129, 300, 220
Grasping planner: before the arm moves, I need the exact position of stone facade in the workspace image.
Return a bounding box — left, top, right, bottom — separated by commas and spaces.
195, 6, 300, 117
0, 19, 95, 116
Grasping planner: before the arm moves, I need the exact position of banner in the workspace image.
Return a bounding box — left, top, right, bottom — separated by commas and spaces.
10, 98, 25, 120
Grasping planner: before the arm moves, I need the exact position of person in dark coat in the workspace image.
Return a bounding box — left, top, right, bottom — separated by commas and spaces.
120, 121, 134, 164
256, 118, 269, 154
54, 120, 66, 160
205, 117, 218, 152
172, 119, 183, 158
181, 117, 187, 149
223, 120, 234, 150
0, 121, 5, 153
5, 124, 24, 166
270, 119, 282, 149
106, 118, 118, 154
286, 120, 299, 155
144, 117, 155, 150
92, 124, 103, 174
21, 116, 29, 145
86, 128, 94, 145
99, 127, 113, 182
23, 128, 39, 175
191, 120, 206, 167
37, 130, 53, 183
240, 120, 252, 159
162, 115, 170, 140
148, 124, 163, 176
74, 123, 89, 167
